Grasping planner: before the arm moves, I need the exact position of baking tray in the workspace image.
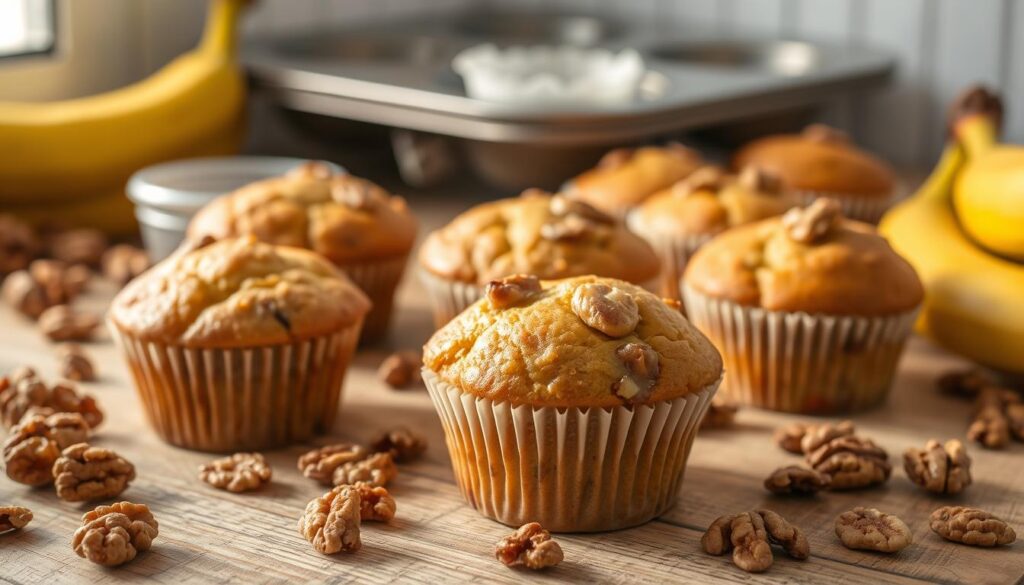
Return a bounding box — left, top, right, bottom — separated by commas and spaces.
242, 9, 895, 146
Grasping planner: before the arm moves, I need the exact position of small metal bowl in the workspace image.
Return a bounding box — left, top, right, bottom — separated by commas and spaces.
127, 156, 342, 260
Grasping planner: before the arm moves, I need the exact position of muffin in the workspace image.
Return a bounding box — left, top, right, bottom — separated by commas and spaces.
628, 165, 798, 301
732, 124, 897, 223
187, 162, 416, 343
418, 190, 660, 326
423, 275, 722, 531
682, 199, 923, 414
564, 143, 703, 217
109, 236, 370, 451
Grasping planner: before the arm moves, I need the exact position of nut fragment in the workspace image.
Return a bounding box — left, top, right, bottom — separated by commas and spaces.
571, 282, 640, 337
835, 507, 912, 553
799, 420, 856, 454
298, 443, 368, 485
31, 259, 90, 305
72, 502, 158, 566
0, 214, 40, 274
539, 214, 594, 241
2, 413, 89, 486
0, 506, 33, 533
198, 452, 271, 493
701, 396, 739, 429
967, 387, 1017, 449
903, 439, 972, 495
702, 510, 807, 573
672, 166, 727, 197
774, 422, 811, 454
738, 165, 783, 194
350, 482, 396, 522
371, 428, 426, 462
298, 484, 362, 554
43, 412, 91, 448
48, 228, 107, 268
495, 522, 564, 570
57, 344, 96, 382
333, 451, 397, 488
612, 342, 660, 404
0, 372, 103, 430
763, 466, 830, 495
101, 244, 150, 286
378, 351, 422, 389
549, 194, 614, 224
806, 435, 891, 490
53, 443, 136, 502
38, 305, 100, 342
331, 175, 386, 211
930, 506, 1016, 547
486, 274, 542, 310
782, 198, 841, 244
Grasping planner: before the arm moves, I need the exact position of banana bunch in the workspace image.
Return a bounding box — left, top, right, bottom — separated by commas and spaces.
880, 87, 1024, 374
0, 0, 248, 234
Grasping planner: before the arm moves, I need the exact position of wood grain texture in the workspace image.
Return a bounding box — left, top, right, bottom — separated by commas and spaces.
1, 200, 1022, 584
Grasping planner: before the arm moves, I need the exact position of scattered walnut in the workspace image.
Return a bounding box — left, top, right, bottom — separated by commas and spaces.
72, 502, 158, 566
763, 466, 830, 495
350, 482, 396, 522
378, 351, 422, 389
738, 166, 783, 194
930, 506, 1016, 547
297, 443, 368, 485
48, 228, 107, 268
38, 305, 100, 342
612, 342, 660, 404
806, 435, 891, 490
758, 509, 810, 561
31, 259, 90, 305
903, 439, 972, 495
298, 484, 362, 554
53, 443, 136, 502
799, 420, 855, 454
0, 214, 40, 274
967, 387, 1017, 449
571, 283, 640, 337
495, 522, 564, 570
549, 194, 614, 224
835, 507, 912, 553
486, 274, 542, 310
672, 166, 727, 197
0, 372, 103, 430
782, 198, 841, 244
1, 270, 48, 318
773, 422, 811, 454
58, 344, 96, 381
198, 452, 271, 493
702, 510, 808, 573
0, 506, 33, 533
2, 413, 89, 486
802, 124, 849, 143
333, 451, 397, 488
701, 396, 739, 429
43, 412, 91, 449
101, 244, 150, 286
936, 367, 995, 399
371, 428, 426, 462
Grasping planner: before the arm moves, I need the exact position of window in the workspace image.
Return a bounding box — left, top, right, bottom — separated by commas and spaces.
0, 0, 55, 59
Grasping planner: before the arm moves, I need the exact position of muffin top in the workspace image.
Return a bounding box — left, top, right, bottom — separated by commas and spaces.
630, 166, 797, 239
565, 144, 703, 215
424, 275, 723, 408
732, 125, 896, 197
110, 237, 371, 347
683, 200, 924, 315
187, 163, 417, 264
418, 190, 660, 285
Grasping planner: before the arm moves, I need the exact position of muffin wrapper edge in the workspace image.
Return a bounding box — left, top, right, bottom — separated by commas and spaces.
682, 284, 918, 414
109, 319, 362, 452
422, 368, 719, 532
340, 254, 409, 343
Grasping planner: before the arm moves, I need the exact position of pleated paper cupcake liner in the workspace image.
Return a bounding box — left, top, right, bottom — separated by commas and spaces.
682, 284, 918, 414
339, 254, 409, 344
793, 189, 895, 224
109, 319, 362, 452
423, 368, 719, 532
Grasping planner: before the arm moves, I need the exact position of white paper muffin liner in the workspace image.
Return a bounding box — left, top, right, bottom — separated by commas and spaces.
109, 319, 362, 452
682, 284, 918, 414
339, 254, 409, 343
423, 368, 719, 532
793, 188, 895, 224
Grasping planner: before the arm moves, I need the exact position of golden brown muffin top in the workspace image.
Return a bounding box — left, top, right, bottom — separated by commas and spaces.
732, 125, 896, 197
565, 144, 703, 215
109, 237, 371, 348
683, 200, 923, 315
418, 190, 660, 285
630, 166, 798, 238
187, 163, 417, 264
424, 275, 723, 408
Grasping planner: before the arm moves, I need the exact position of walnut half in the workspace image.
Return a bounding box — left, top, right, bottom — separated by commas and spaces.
198, 452, 271, 493
0, 506, 33, 533
332, 452, 397, 488
903, 439, 972, 495
930, 506, 1016, 547
763, 465, 830, 495
0, 371, 103, 431
298, 443, 368, 485
72, 502, 159, 567
298, 485, 362, 554
701, 510, 808, 573
53, 443, 136, 502
486, 274, 541, 310
571, 283, 640, 338
782, 199, 841, 244
3, 412, 89, 486
806, 435, 891, 490
495, 522, 564, 570
835, 507, 912, 553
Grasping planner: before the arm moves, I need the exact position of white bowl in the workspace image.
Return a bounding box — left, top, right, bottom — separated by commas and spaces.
127, 156, 343, 261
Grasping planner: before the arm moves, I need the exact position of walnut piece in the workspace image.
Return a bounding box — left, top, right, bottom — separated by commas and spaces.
297, 443, 368, 485
486, 274, 542, 310
782, 198, 841, 244
350, 482, 396, 522
612, 342, 660, 404
539, 214, 594, 241
371, 428, 426, 462
967, 387, 1017, 449
58, 344, 96, 382
495, 522, 564, 570
0, 506, 33, 533
1, 271, 49, 318
43, 412, 91, 449
571, 283, 640, 338
806, 435, 891, 490
48, 228, 107, 268
672, 166, 727, 197
936, 367, 995, 399
38, 304, 100, 342
298, 484, 362, 554
31, 259, 90, 306
834, 507, 912, 553
738, 166, 783, 194
930, 506, 1016, 547
549, 194, 614, 225
333, 451, 397, 488
701, 396, 739, 429
53, 443, 136, 502
378, 351, 422, 389
72, 502, 158, 566
763, 465, 830, 495
702, 510, 808, 573
799, 420, 855, 454
2, 413, 89, 486
101, 244, 150, 286
903, 439, 972, 495
0, 214, 40, 274
0, 372, 103, 430
331, 176, 386, 211
773, 423, 811, 454
198, 452, 271, 493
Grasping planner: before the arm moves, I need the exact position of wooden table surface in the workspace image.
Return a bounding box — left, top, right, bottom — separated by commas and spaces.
1, 200, 1022, 585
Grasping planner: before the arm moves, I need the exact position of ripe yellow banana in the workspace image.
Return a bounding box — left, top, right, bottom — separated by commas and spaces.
879, 92, 1024, 373
0, 0, 248, 234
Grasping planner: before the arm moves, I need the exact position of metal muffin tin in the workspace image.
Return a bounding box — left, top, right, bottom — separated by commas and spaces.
243, 9, 895, 146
